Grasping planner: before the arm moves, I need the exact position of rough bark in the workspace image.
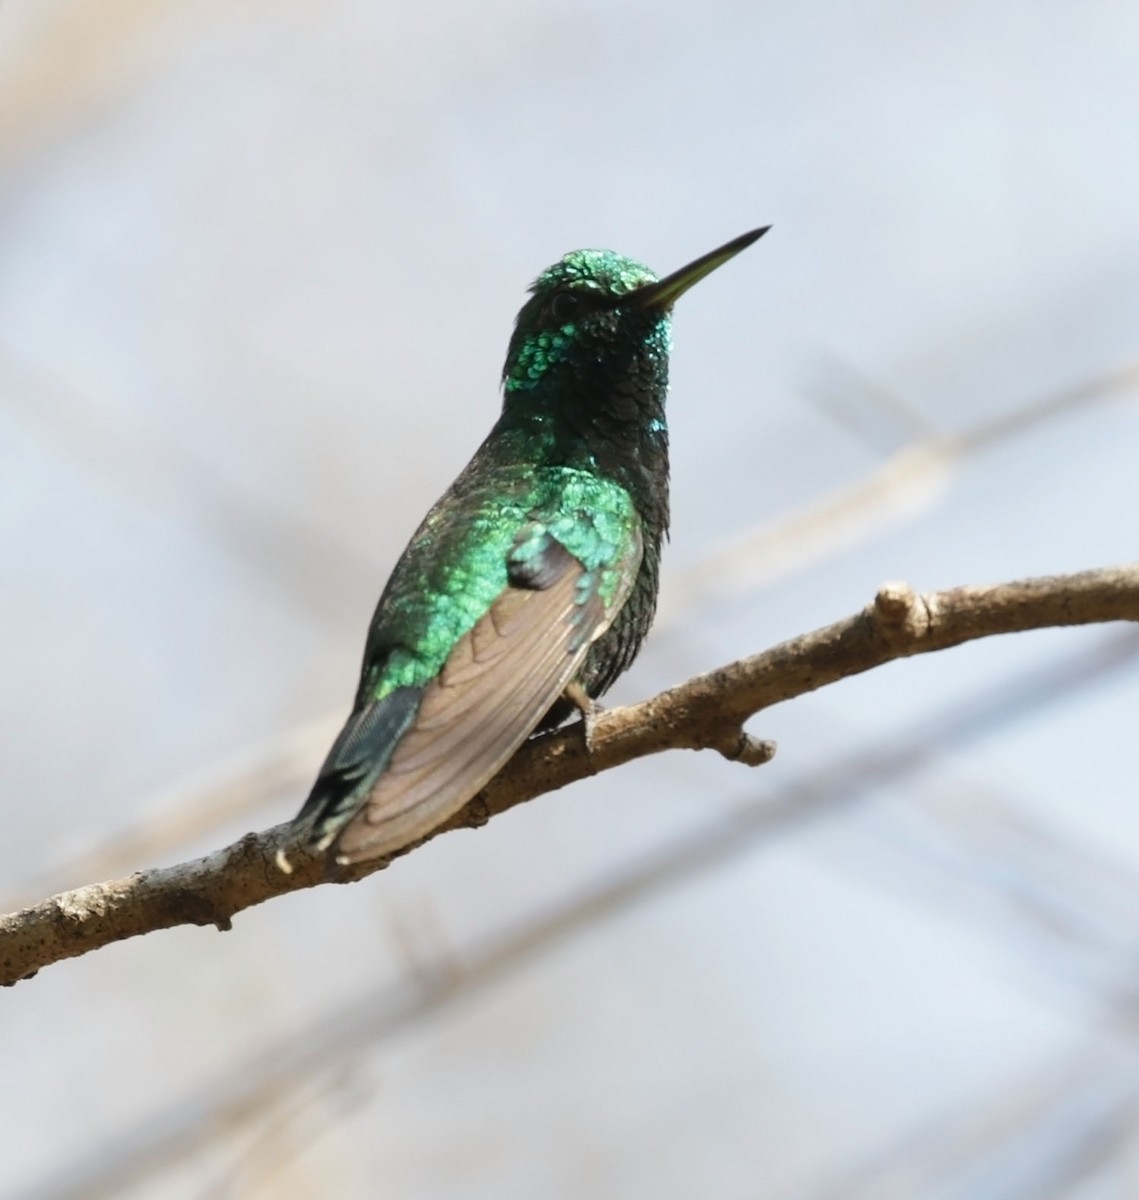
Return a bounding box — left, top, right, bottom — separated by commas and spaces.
2, 564, 1136, 987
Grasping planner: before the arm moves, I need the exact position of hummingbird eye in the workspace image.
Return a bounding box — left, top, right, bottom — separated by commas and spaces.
548, 290, 581, 323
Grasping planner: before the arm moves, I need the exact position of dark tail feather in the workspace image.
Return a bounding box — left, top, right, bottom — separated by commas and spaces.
292, 686, 422, 853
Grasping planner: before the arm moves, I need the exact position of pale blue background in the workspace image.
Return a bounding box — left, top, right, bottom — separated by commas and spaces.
2, 2, 1138, 1196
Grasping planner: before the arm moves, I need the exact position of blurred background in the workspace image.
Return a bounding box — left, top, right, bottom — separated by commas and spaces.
2, 1, 1139, 1196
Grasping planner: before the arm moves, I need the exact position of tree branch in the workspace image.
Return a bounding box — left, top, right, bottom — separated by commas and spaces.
2, 563, 1136, 987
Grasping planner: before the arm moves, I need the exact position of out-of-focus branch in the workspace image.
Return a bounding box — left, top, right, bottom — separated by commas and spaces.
657, 358, 1139, 627
1, 563, 1137, 987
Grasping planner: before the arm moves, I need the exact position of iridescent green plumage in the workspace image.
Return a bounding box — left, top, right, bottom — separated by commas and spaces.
286, 227, 768, 865
365, 465, 641, 699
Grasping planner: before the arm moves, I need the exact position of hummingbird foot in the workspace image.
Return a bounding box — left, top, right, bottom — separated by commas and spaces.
563, 680, 601, 757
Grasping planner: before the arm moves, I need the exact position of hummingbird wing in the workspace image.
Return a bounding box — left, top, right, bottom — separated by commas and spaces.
303, 518, 642, 866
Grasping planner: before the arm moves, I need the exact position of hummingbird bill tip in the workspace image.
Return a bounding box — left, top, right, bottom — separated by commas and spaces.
737, 225, 772, 248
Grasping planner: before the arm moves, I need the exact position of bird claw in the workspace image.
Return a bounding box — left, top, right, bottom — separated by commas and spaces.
563, 680, 601, 756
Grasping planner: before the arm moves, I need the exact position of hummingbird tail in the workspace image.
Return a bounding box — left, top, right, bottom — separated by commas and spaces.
292, 686, 423, 854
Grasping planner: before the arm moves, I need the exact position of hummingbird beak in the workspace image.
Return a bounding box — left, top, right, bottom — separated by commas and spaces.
628, 225, 770, 312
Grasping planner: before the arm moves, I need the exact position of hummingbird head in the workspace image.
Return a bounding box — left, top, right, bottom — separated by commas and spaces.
500, 228, 769, 415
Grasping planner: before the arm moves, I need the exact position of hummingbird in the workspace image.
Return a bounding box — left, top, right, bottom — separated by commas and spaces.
284, 226, 768, 867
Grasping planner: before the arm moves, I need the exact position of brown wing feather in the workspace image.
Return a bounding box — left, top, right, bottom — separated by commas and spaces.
333, 551, 612, 864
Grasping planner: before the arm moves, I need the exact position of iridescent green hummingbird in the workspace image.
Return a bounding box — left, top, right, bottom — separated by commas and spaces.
285, 226, 768, 867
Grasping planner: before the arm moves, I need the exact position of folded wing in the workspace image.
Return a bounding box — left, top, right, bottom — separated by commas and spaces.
332, 530, 638, 863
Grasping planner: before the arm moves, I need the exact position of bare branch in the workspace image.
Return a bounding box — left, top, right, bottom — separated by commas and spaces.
2, 563, 1136, 987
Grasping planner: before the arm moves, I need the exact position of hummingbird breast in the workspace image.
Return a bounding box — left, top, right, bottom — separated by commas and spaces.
563, 410, 671, 701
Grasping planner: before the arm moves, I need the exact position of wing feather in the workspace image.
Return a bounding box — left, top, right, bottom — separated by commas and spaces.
332, 533, 634, 863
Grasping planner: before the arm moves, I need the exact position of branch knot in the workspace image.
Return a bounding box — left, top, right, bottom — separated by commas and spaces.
873, 580, 932, 643
710, 729, 777, 767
